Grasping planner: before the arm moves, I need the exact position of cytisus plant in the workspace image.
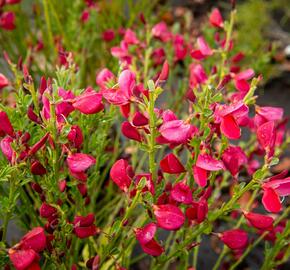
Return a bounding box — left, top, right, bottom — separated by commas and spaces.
0, 1, 289, 270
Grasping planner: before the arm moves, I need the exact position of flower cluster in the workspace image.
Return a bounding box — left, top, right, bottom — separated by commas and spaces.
0, 2, 289, 270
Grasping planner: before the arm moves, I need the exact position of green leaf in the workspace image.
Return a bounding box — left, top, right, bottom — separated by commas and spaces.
269, 157, 279, 167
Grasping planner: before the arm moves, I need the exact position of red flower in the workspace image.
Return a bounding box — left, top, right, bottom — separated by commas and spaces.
153, 204, 185, 230
0, 111, 14, 137
222, 146, 247, 177
191, 37, 213, 60
219, 229, 248, 250
132, 112, 148, 127
20, 227, 46, 252
67, 153, 96, 173
67, 125, 83, 149
121, 121, 142, 142
110, 159, 133, 192
0, 11, 15, 31
170, 181, 193, 204
189, 64, 208, 88
243, 212, 274, 230
0, 73, 9, 89
134, 223, 164, 256
73, 87, 104, 114
73, 213, 98, 239
102, 29, 115, 42
233, 69, 255, 92
256, 121, 276, 152
9, 249, 40, 270
96, 68, 115, 89
209, 8, 224, 28
159, 120, 195, 144
185, 200, 208, 223
39, 203, 57, 218
160, 153, 185, 174
31, 160, 47, 176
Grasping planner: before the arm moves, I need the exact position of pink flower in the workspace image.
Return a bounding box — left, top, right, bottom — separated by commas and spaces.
0, 73, 9, 89
153, 204, 185, 230
0, 111, 14, 137
28, 133, 49, 156
219, 229, 248, 250
160, 153, 185, 174
261, 173, 290, 213
151, 22, 171, 42
159, 120, 195, 144
191, 37, 213, 60
193, 153, 225, 187
31, 160, 47, 176
158, 60, 169, 82
73, 87, 104, 114
20, 227, 46, 252
134, 223, 164, 256
39, 203, 57, 218
121, 121, 142, 142
233, 69, 255, 92
173, 34, 187, 61
67, 125, 83, 149
222, 146, 247, 177
256, 121, 276, 151
123, 29, 139, 45
9, 248, 40, 270
185, 200, 208, 223
103, 69, 135, 105
243, 212, 274, 230
73, 213, 98, 239
135, 173, 154, 195
170, 181, 193, 204
0, 11, 15, 31
209, 8, 224, 28
67, 153, 96, 173
0, 136, 14, 162
102, 29, 115, 42
96, 68, 115, 89
189, 64, 208, 88
110, 159, 133, 192
132, 112, 148, 127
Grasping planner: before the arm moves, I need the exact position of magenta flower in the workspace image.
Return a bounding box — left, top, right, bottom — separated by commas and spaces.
121, 121, 142, 142
39, 203, 57, 218
243, 211, 274, 230
209, 8, 224, 28
193, 153, 225, 187
67, 153, 96, 173
170, 181, 193, 204
31, 160, 47, 176
132, 112, 148, 127
9, 248, 40, 270
222, 146, 247, 177
233, 69, 255, 92
110, 159, 133, 192
0, 73, 9, 89
160, 153, 185, 174
0, 111, 14, 137
20, 227, 47, 252
73, 87, 104, 114
153, 204, 185, 230
0, 11, 15, 31
102, 29, 115, 42
73, 213, 98, 239
135, 173, 154, 195
67, 125, 84, 149
189, 64, 208, 88
219, 229, 248, 250
191, 36, 213, 60
151, 22, 171, 42
261, 174, 290, 213
256, 121, 276, 152
185, 199, 208, 223
134, 223, 164, 256
159, 120, 196, 144
96, 68, 115, 89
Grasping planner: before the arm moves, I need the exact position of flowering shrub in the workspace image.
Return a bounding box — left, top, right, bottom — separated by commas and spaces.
0, 1, 289, 270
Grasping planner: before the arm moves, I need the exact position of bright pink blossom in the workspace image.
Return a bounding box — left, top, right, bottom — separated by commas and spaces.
96, 68, 115, 89
0, 73, 9, 89
153, 204, 185, 230
191, 37, 213, 60
73, 87, 104, 114
185, 200, 208, 223
121, 121, 142, 142
219, 229, 248, 250
151, 22, 171, 42
243, 212, 274, 230
20, 227, 46, 252
170, 181, 193, 204
209, 8, 224, 28
67, 153, 96, 173
110, 159, 133, 192
160, 153, 185, 174
0, 111, 14, 136
73, 213, 98, 239
222, 146, 247, 177
0, 11, 15, 31
9, 248, 40, 270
